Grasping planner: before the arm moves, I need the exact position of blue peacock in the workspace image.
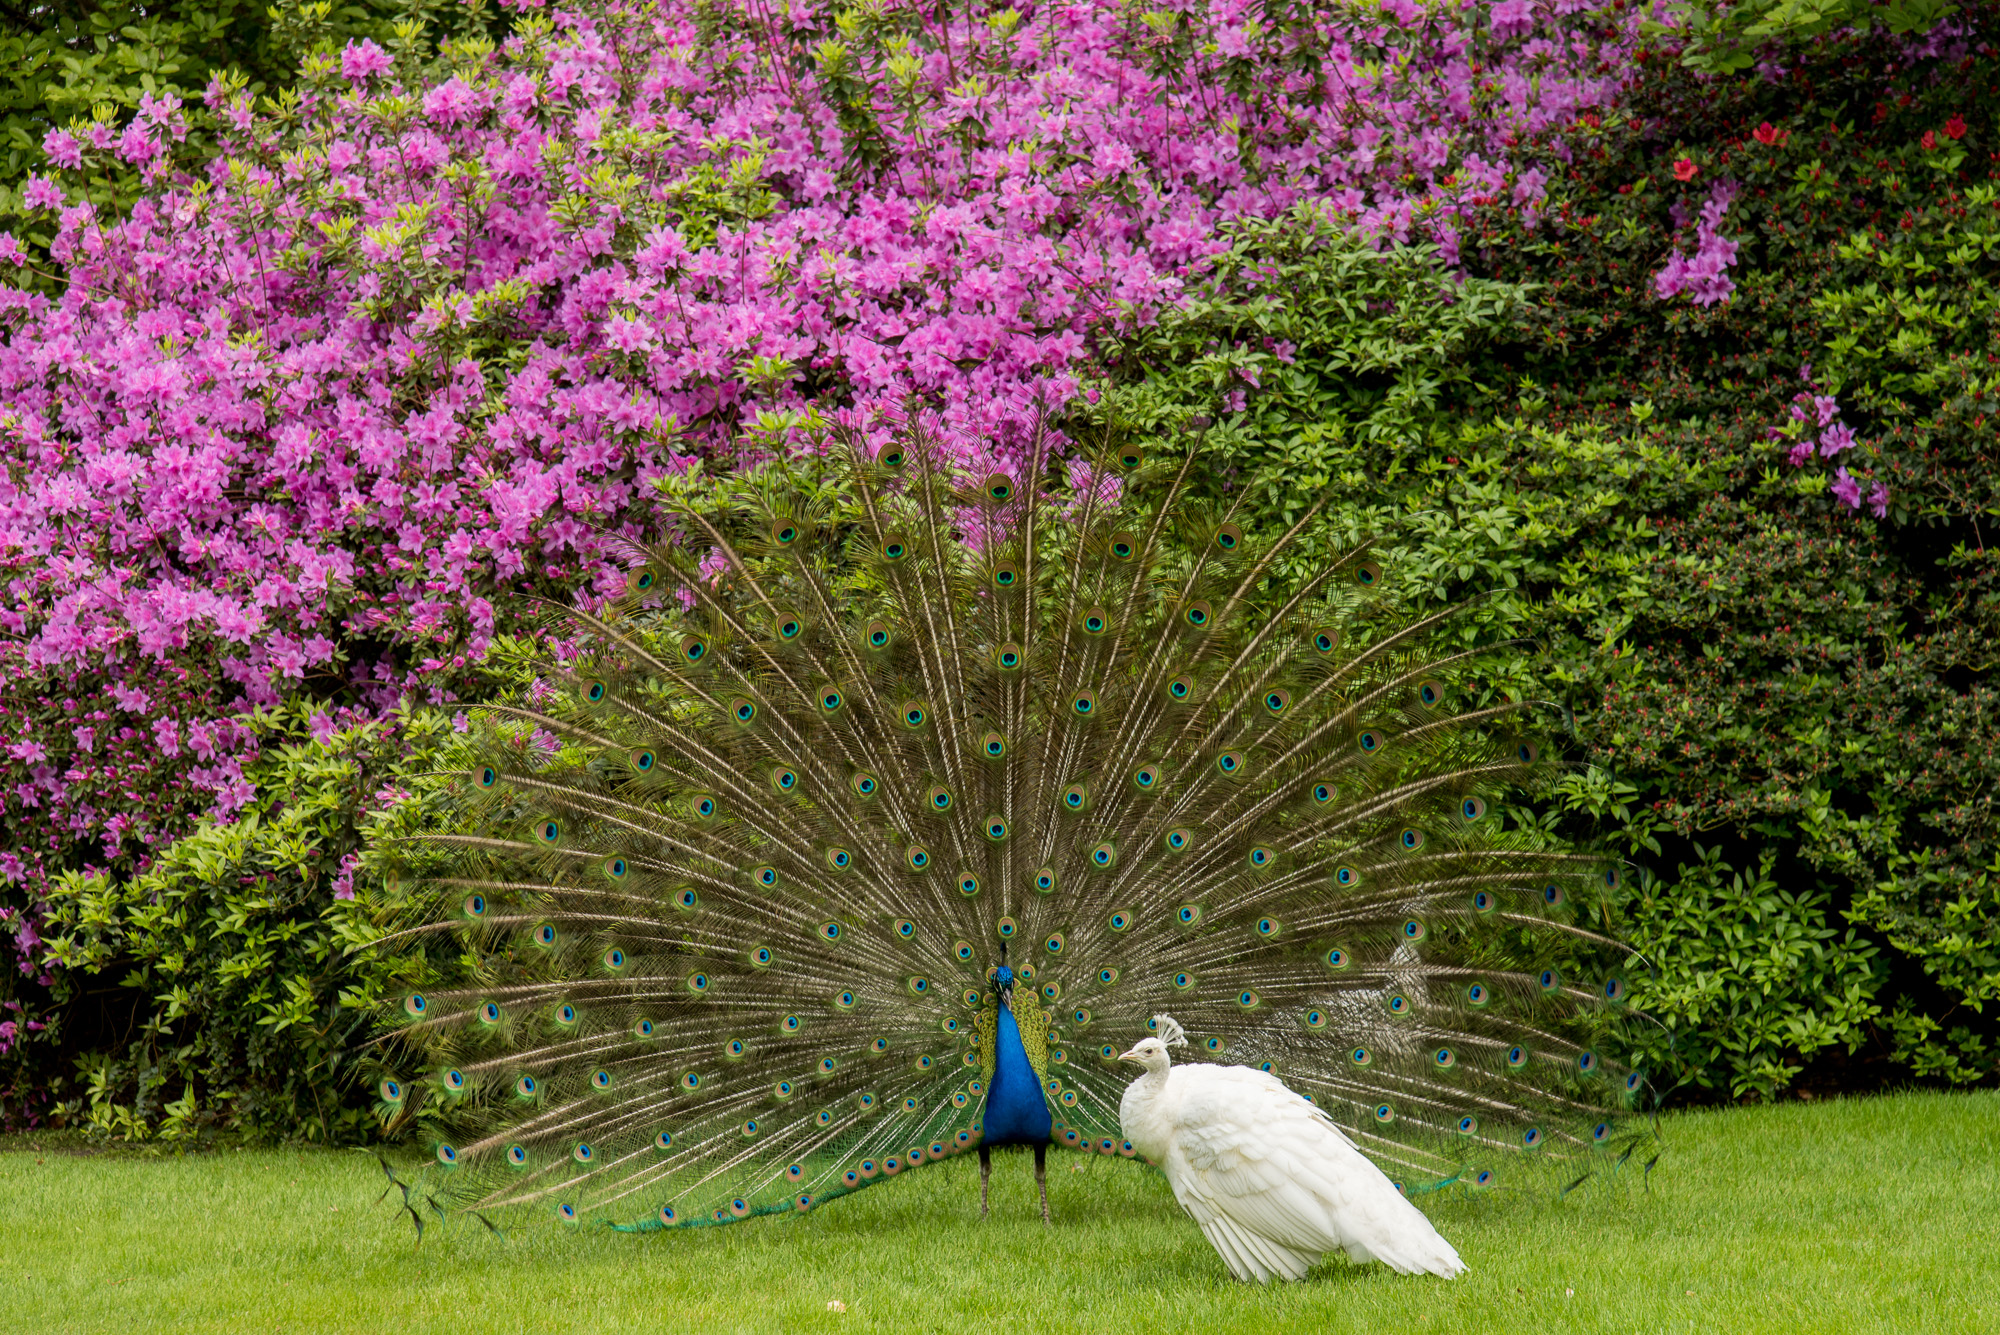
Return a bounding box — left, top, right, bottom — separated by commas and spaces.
370, 422, 1652, 1247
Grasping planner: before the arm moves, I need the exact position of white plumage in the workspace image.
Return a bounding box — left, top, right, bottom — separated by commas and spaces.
1118, 1016, 1467, 1283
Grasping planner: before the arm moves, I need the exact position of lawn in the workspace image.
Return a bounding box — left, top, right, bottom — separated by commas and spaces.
4, 1090, 1995, 1334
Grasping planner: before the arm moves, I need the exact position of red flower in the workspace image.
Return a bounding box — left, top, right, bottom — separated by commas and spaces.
1921, 130, 1937, 150
1753, 122, 1786, 146
1673, 158, 1698, 181
1945, 115, 1967, 140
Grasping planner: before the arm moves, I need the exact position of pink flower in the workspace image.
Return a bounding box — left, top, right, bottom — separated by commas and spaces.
1830, 468, 1863, 510
42, 129, 82, 169
341, 40, 393, 81
1490, 0, 1535, 37
21, 175, 63, 210
1752, 123, 1786, 147
1921, 130, 1938, 151
1673, 159, 1698, 182
1945, 115, 1967, 141
0, 233, 23, 267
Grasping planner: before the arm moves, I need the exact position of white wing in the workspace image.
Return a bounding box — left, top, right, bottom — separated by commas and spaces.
1157, 1063, 1466, 1281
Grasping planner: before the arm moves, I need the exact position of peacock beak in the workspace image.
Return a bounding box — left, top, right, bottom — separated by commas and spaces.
1117, 1047, 1144, 1063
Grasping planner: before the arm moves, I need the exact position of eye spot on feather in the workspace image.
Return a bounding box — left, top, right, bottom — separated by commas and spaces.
1035, 868, 1057, 892
506, 1144, 527, 1166
1507, 1046, 1530, 1069
866, 621, 891, 649
1543, 883, 1566, 907
1402, 919, 1426, 941
1110, 532, 1137, 560
1373, 1103, 1396, 1124
634, 1018, 656, 1038
1098, 967, 1119, 984
516, 1075, 538, 1098
996, 643, 1023, 670
1358, 731, 1382, 754
1302, 1009, 1326, 1030
1171, 971, 1194, 990
1081, 607, 1109, 635
1460, 795, 1486, 822
1215, 751, 1242, 775
1255, 917, 1279, 938
1467, 982, 1489, 1006
984, 817, 1009, 843
883, 537, 909, 563
1539, 969, 1561, 991
1247, 845, 1273, 869
1473, 891, 1495, 913
477, 766, 499, 788
1183, 600, 1212, 628
906, 845, 931, 872
995, 917, 1018, 939
1457, 1116, 1479, 1136
1133, 764, 1160, 791
1434, 1047, 1455, 1069
850, 772, 878, 798
1578, 1051, 1600, 1074
1166, 674, 1194, 702
1089, 842, 1116, 869
1356, 560, 1382, 586
1324, 948, 1349, 971
435, 1144, 458, 1166
1263, 689, 1289, 716
1350, 1046, 1372, 1067
825, 847, 851, 872
378, 1079, 404, 1104
1522, 1128, 1544, 1149
730, 698, 757, 725
820, 689, 843, 712
1164, 828, 1190, 853
1603, 977, 1627, 1003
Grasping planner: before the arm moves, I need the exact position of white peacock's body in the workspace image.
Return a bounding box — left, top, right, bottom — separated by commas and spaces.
1120, 1017, 1465, 1282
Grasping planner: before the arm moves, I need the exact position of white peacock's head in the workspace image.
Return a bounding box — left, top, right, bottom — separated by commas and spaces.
1118, 1037, 1174, 1073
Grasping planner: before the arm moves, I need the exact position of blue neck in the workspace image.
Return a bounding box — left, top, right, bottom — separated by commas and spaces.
981, 999, 1052, 1147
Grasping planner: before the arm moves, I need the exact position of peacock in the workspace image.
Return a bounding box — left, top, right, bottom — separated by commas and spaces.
369, 417, 1654, 1266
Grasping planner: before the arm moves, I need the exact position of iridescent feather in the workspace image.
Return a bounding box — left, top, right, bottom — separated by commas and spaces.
371, 422, 1653, 1234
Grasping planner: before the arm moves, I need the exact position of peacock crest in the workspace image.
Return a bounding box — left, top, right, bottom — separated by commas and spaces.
371, 420, 1650, 1231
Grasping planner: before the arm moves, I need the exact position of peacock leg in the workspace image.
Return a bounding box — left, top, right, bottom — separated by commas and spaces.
979, 1145, 991, 1218
1034, 1143, 1050, 1224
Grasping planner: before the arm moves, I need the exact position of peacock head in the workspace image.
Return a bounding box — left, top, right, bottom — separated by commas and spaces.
992, 963, 1015, 1006
1119, 1014, 1188, 1075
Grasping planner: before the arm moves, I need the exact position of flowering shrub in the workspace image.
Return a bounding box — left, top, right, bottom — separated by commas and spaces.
0, 0, 1653, 1106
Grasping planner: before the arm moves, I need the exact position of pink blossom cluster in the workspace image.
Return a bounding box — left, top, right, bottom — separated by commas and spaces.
0, 0, 1654, 953
1654, 177, 1740, 307
1774, 367, 1887, 518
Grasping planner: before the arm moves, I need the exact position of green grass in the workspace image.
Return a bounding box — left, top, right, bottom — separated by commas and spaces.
5, 1091, 1997, 1334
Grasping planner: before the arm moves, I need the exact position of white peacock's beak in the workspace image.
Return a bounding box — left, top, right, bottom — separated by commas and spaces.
1117, 1047, 1144, 1063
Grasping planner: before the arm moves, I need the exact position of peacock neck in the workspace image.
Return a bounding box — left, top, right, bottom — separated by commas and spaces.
981, 996, 1053, 1147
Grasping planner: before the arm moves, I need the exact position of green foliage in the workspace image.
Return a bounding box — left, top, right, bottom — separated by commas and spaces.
1620, 846, 1883, 1099
36, 703, 452, 1142
1664, 0, 1955, 77
1082, 19, 2000, 1098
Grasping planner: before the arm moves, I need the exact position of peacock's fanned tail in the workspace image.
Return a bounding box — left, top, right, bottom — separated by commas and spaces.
373, 422, 1653, 1231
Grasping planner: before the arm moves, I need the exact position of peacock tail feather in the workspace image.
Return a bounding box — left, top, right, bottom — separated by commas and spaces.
370, 421, 1653, 1231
